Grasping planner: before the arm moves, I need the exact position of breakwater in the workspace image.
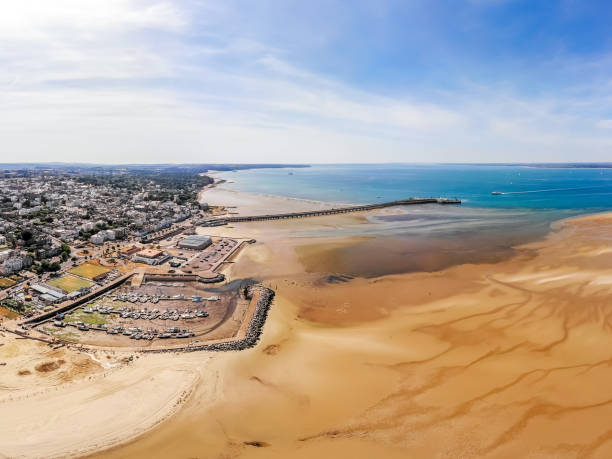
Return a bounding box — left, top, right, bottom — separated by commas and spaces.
203, 197, 461, 225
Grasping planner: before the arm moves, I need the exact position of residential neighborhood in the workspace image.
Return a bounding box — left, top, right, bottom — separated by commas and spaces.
0, 167, 217, 315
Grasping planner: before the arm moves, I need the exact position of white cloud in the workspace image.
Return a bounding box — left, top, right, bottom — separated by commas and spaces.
0, 0, 184, 39
0, 1, 611, 163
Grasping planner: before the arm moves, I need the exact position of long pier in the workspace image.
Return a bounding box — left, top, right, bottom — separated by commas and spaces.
205, 197, 460, 225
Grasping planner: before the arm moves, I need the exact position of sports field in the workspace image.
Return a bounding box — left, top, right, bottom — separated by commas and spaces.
47, 274, 94, 293
68, 263, 111, 280
0, 277, 16, 288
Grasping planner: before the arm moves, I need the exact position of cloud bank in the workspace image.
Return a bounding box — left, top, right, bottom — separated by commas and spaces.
1, 0, 611, 163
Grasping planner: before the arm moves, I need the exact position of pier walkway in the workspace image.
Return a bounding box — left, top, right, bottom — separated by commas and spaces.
205, 197, 461, 225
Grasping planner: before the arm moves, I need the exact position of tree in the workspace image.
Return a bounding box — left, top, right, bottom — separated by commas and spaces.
21, 229, 33, 242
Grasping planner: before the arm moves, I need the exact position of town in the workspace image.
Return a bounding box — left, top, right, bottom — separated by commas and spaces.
0, 165, 272, 351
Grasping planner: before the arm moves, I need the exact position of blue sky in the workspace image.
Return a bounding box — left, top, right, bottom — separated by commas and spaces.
1, 0, 612, 163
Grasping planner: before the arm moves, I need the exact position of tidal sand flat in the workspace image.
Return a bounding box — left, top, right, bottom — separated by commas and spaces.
88, 190, 612, 458
4, 184, 612, 458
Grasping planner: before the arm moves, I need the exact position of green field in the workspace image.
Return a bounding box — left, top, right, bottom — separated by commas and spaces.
0, 277, 16, 288
64, 308, 108, 326
68, 263, 111, 280
47, 274, 94, 293
0, 306, 20, 319
43, 327, 79, 342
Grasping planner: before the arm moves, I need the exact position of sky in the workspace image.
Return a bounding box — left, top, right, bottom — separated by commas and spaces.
1, 0, 612, 164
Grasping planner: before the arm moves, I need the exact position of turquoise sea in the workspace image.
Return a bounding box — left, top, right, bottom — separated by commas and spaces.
217, 164, 612, 212
215, 164, 612, 275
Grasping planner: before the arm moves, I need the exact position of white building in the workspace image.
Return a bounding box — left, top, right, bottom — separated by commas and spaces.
102, 229, 116, 241
0, 248, 12, 262
2, 256, 23, 275
91, 233, 105, 245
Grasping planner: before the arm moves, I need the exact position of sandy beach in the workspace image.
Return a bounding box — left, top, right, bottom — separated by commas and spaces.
202, 185, 343, 216
3, 185, 612, 458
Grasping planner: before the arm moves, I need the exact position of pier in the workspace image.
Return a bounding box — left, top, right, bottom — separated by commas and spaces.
205, 197, 461, 225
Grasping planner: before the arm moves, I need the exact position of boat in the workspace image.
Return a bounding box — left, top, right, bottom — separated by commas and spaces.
491, 191, 503, 195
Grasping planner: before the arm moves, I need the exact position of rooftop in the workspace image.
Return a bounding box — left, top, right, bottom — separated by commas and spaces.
137, 249, 165, 258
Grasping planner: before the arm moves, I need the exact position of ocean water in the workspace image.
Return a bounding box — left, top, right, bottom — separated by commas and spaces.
216, 164, 612, 213
214, 164, 612, 275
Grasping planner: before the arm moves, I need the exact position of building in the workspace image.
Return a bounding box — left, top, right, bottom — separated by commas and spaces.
0, 248, 11, 262
113, 227, 128, 240
1, 252, 32, 275
31, 284, 65, 303
102, 229, 116, 241
177, 235, 212, 250
132, 249, 171, 266
0, 235, 6, 247
119, 245, 141, 257
91, 233, 105, 245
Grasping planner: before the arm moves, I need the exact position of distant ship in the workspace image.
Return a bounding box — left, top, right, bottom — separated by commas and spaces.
491, 191, 503, 195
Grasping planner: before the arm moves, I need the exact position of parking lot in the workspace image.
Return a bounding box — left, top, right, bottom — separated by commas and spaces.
181, 237, 240, 274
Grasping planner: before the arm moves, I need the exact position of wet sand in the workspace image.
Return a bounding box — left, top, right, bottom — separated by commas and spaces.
203, 186, 341, 216
3, 187, 612, 457
100, 204, 612, 458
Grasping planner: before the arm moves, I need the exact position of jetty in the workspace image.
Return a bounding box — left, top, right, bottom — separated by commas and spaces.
204, 197, 461, 225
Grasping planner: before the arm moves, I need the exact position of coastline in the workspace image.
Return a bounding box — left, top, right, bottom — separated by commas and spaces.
200, 181, 563, 277
100, 207, 612, 458
202, 181, 348, 216
4, 179, 612, 457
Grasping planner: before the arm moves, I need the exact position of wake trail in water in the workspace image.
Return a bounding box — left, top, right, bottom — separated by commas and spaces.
498, 186, 612, 195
